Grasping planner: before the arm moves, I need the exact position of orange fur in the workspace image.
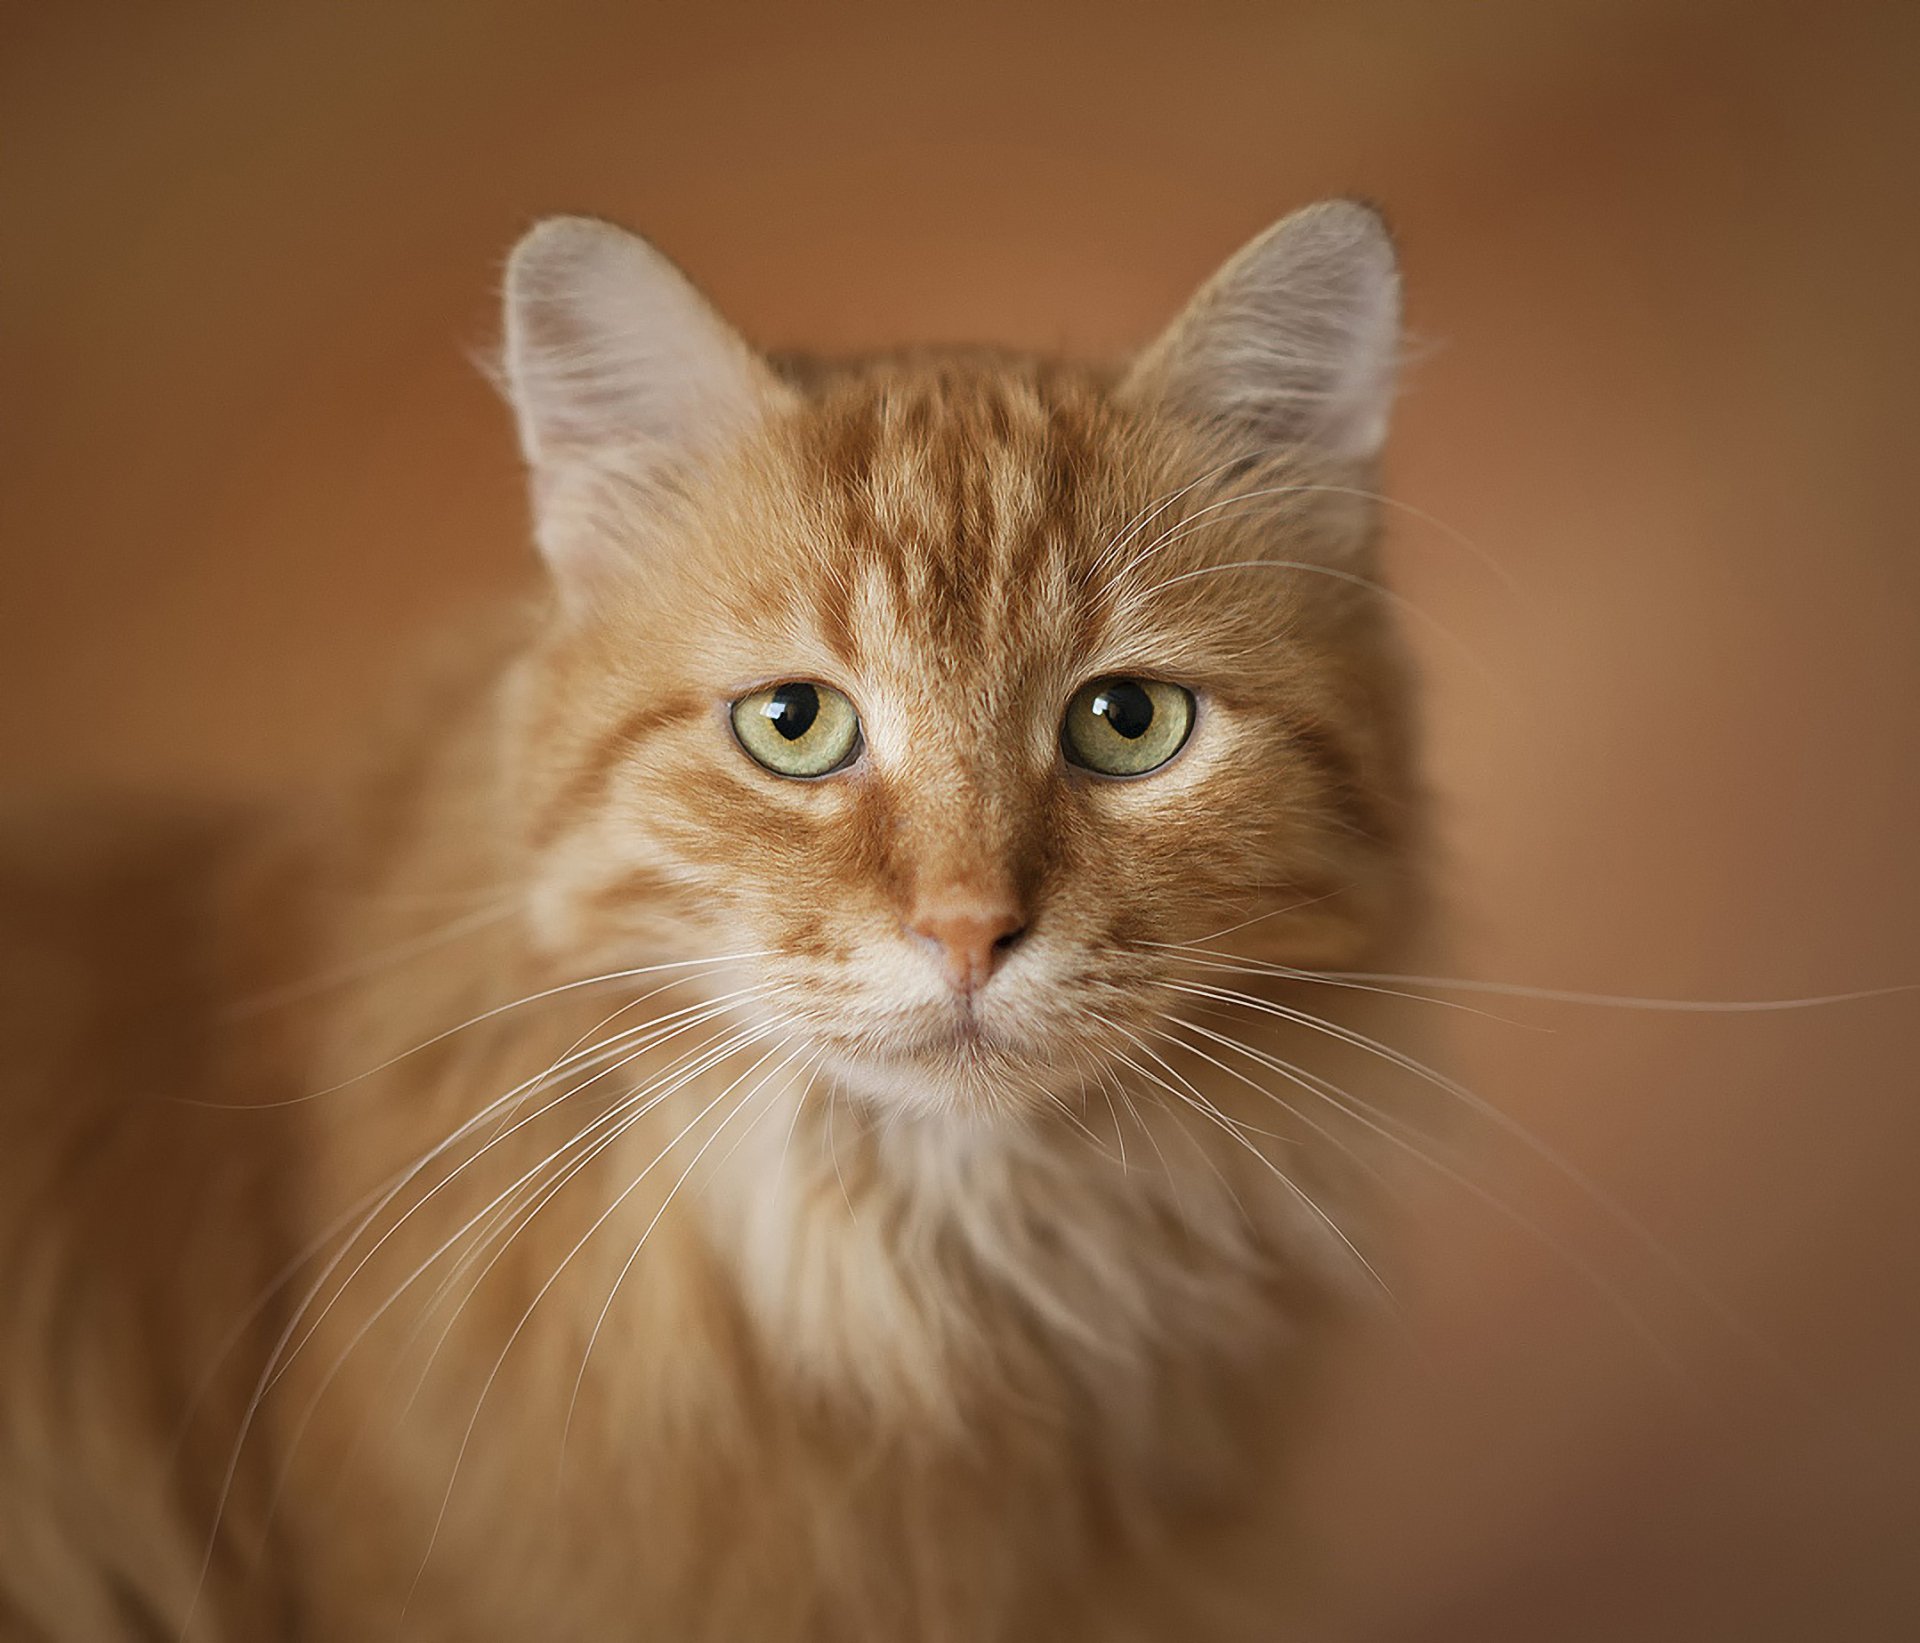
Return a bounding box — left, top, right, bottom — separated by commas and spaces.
1, 205, 1429, 1639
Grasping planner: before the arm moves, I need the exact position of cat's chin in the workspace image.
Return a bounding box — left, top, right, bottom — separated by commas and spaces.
818, 1024, 1069, 1119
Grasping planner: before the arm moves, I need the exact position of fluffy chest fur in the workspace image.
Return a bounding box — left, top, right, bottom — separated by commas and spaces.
227, 976, 1368, 1643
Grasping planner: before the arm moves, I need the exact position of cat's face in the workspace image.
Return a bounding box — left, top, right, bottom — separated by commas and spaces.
502, 210, 1418, 1114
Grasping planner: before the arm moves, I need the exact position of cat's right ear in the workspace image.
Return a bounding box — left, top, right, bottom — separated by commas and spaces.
501, 217, 789, 603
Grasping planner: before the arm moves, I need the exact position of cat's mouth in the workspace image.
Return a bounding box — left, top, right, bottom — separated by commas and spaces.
804, 996, 1037, 1091
766, 961, 1097, 1108
885, 1003, 1008, 1062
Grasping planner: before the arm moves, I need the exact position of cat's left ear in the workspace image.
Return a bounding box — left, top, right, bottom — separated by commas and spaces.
500, 216, 790, 599
1122, 200, 1401, 466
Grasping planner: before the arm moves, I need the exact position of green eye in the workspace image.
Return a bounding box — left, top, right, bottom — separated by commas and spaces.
1062, 677, 1195, 777
731, 681, 862, 778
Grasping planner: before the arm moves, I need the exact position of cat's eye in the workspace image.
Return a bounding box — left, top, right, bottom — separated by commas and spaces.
1061, 677, 1195, 777
730, 681, 863, 778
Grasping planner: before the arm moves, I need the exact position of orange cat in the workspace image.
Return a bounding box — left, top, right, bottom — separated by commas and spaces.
0, 201, 1426, 1640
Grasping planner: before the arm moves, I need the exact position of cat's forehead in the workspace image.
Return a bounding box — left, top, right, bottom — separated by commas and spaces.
749, 362, 1169, 679
812, 364, 1131, 558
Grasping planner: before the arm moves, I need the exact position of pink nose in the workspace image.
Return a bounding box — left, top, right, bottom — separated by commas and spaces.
908, 896, 1027, 996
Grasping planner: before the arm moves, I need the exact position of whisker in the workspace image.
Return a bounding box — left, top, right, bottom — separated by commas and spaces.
1176, 888, 1354, 949
403, 1030, 790, 1607
1108, 480, 1318, 589
267, 988, 769, 1390
262, 1015, 779, 1542
1150, 943, 1542, 1029
189, 979, 771, 1613
1102, 1020, 1389, 1298
1030, 1074, 1113, 1156
1270, 968, 1920, 1014
166, 1173, 401, 1469
1149, 1009, 1395, 1193
1105, 473, 1532, 617
410, 1034, 753, 1402
1089, 1070, 1129, 1171
228, 900, 520, 1016
475, 969, 741, 1144
825, 1079, 859, 1223
1159, 1011, 1694, 1380
189, 949, 774, 1110
399, 1006, 776, 1378
1139, 556, 1507, 699
1290, 481, 1529, 600
1085, 453, 1256, 584
1160, 977, 1794, 1386
558, 1044, 813, 1465
1084, 1014, 1190, 1221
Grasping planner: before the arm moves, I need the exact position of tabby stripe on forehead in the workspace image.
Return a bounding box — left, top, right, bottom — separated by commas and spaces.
529, 694, 703, 849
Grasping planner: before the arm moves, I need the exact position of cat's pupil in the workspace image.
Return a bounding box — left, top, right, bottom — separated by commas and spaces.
1092, 681, 1154, 740
764, 683, 820, 741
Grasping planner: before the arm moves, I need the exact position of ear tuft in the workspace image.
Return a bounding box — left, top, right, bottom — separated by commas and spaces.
1124, 200, 1402, 464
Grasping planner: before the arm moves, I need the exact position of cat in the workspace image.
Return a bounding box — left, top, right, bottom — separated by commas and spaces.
0, 199, 1427, 1640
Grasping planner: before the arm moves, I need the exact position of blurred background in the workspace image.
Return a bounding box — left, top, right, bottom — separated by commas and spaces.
5, 1, 1917, 1636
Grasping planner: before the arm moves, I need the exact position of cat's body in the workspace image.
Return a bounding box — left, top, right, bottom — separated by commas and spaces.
2, 209, 1427, 1640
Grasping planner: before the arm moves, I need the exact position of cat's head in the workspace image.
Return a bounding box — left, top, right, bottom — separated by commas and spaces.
496, 204, 1420, 1115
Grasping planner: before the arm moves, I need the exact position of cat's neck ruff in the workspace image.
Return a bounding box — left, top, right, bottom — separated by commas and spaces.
698, 1058, 1343, 1432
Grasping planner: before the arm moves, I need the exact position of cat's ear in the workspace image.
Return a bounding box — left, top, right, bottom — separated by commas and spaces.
1123, 201, 1400, 465
500, 217, 788, 597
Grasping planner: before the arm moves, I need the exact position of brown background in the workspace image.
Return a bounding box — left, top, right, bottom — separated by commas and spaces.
5, 2, 1918, 1636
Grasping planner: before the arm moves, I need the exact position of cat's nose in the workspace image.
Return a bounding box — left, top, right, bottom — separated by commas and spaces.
907, 895, 1027, 997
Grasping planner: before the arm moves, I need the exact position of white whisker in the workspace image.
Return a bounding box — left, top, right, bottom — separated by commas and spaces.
403, 1027, 792, 1607
1160, 977, 1806, 1388
189, 971, 775, 1615
558, 1044, 812, 1466
1102, 1020, 1388, 1298
1158, 1010, 1693, 1380
229, 899, 520, 1015
255, 1015, 776, 1535
191, 950, 774, 1110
